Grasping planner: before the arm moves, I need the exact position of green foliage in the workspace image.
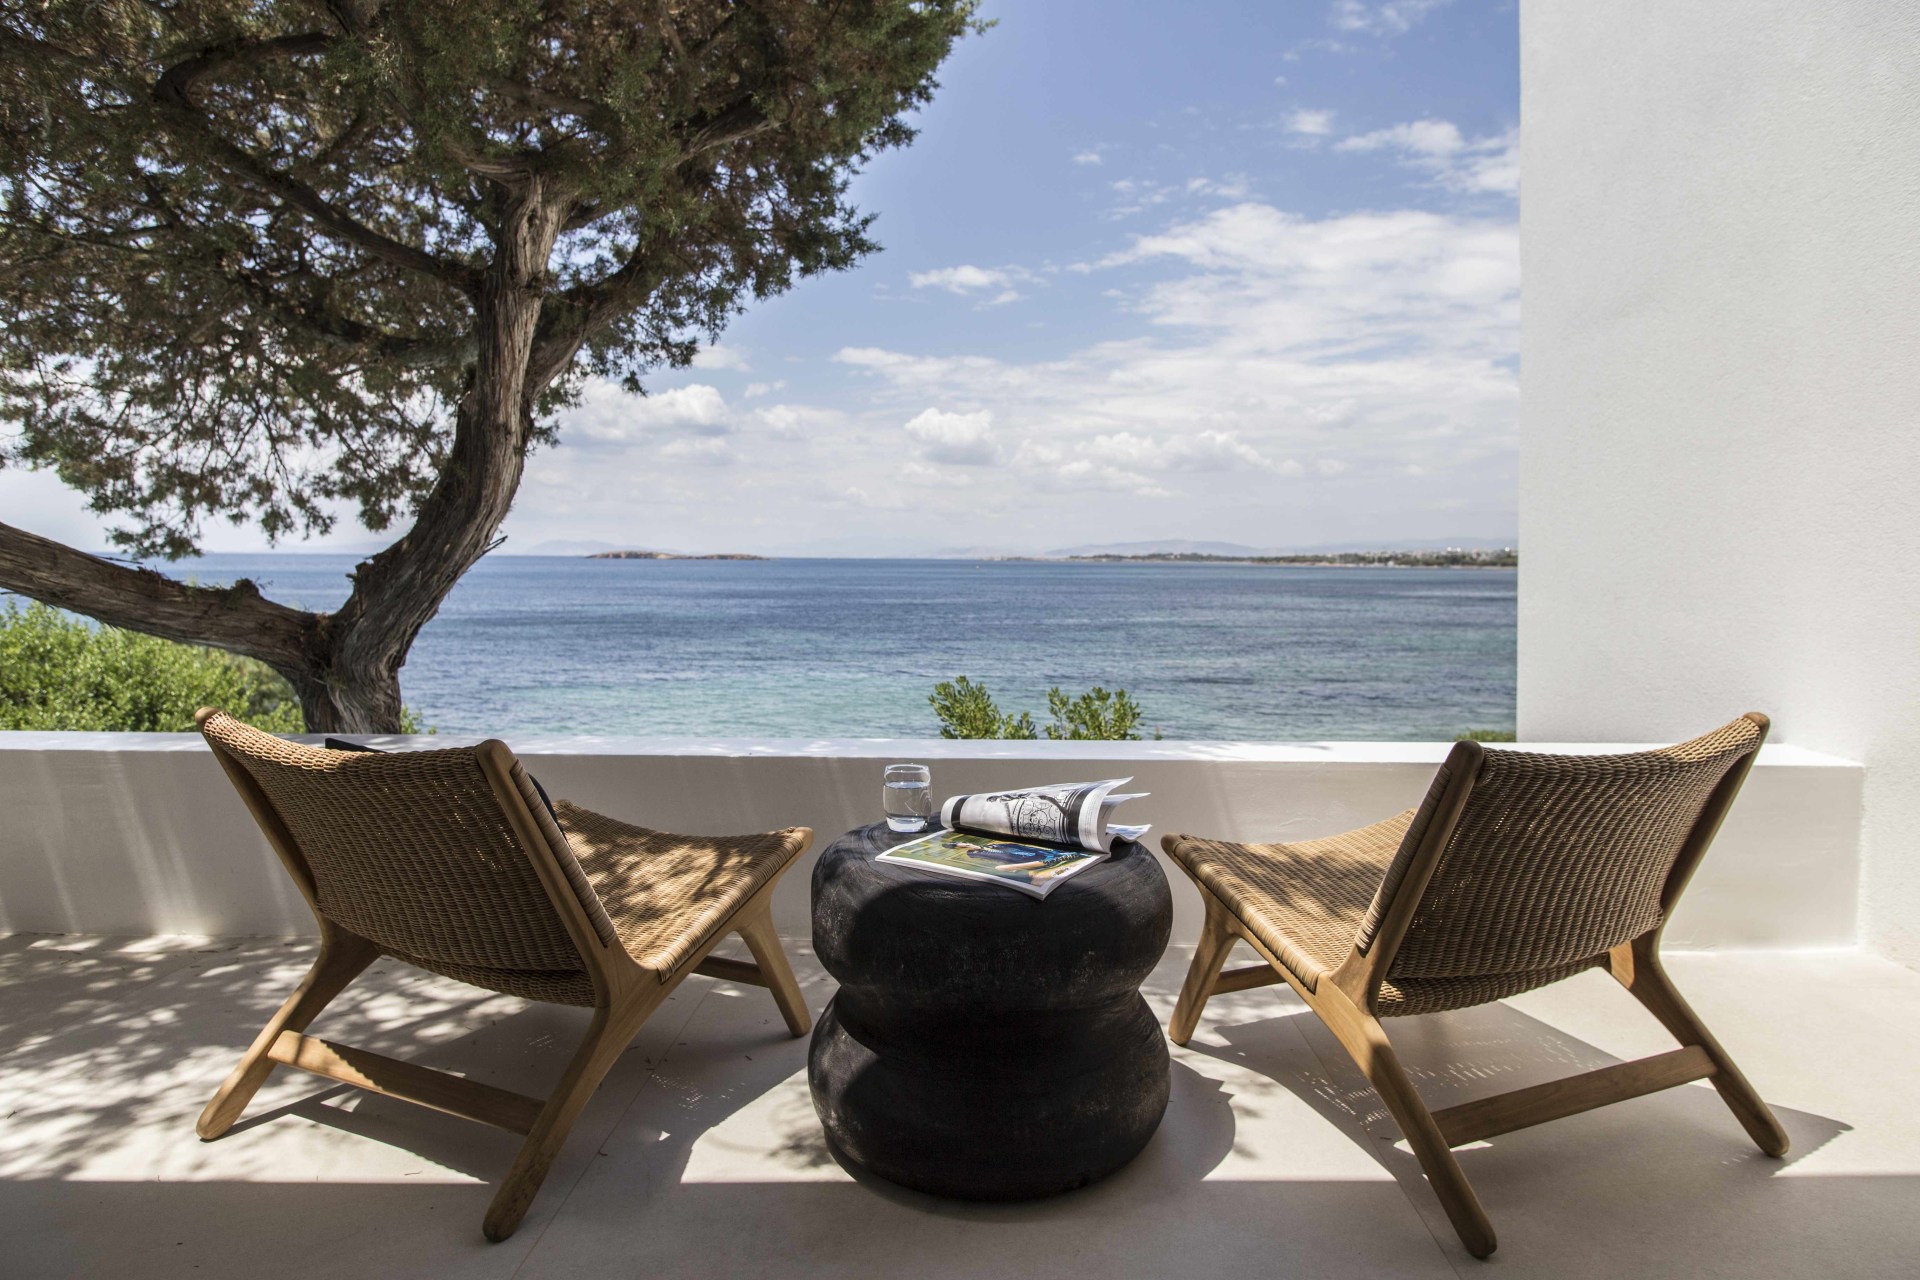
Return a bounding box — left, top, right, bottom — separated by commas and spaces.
1462, 728, 1517, 742
930, 678, 1155, 741
929, 677, 1036, 740
1044, 685, 1149, 741
0, 1, 982, 555
0, 600, 304, 732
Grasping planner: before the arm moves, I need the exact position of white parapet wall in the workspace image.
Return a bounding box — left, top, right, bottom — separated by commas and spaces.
0, 732, 1863, 951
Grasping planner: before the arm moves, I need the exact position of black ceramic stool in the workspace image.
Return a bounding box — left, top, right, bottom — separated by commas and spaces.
808, 823, 1173, 1201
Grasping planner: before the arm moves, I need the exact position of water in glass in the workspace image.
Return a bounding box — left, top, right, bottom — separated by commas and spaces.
884, 764, 933, 832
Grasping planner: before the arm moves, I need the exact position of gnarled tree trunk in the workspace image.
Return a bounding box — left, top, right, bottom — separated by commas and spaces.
0, 187, 570, 734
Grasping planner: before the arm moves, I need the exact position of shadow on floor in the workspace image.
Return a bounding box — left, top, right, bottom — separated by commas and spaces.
1186, 989, 1861, 1269
4, 936, 1915, 1280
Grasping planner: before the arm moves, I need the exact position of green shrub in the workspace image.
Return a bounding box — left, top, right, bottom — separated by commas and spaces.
0, 599, 305, 732
1462, 728, 1517, 742
930, 677, 1155, 741
929, 677, 1037, 739
1044, 685, 1149, 741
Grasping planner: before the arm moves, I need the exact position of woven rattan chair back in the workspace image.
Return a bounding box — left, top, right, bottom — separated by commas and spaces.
199, 711, 614, 994
1364, 715, 1768, 1005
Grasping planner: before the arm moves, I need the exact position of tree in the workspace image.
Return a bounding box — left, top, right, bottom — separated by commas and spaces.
0, 0, 979, 730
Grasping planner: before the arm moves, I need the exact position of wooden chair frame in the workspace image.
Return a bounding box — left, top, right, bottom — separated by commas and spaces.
1168, 728, 1789, 1259
195, 733, 811, 1242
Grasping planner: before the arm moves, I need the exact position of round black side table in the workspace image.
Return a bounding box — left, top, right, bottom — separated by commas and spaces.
808, 823, 1173, 1201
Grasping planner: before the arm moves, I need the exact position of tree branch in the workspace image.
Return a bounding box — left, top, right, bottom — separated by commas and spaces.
486, 79, 619, 134
526, 93, 780, 376
527, 254, 671, 392
0, 520, 316, 669
679, 98, 781, 160
151, 34, 482, 296
222, 263, 474, 367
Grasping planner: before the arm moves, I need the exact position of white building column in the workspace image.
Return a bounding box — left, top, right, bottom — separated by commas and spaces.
1518, 1, 1920, 961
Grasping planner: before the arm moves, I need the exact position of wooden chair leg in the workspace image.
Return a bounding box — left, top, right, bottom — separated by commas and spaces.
1313, 986, 1499, 1259
198, 929, 379, 1140
1610, 937, 1790, 1157
736, 899, 811, 1037
482, 988, 663, 1242
1169, 897, 1238, 1046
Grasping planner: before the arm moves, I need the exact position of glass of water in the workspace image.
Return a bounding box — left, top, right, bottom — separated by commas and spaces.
883, 764, 933, 832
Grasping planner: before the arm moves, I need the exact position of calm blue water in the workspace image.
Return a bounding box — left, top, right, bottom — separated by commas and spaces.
154, 556, 1515, 740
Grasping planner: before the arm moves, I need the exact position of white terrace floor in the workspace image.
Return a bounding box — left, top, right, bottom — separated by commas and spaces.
3, 933, 1916, 1279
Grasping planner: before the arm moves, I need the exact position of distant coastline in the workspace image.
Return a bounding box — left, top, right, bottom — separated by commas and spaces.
1031, 548, 1518, 569
588, 550, 771, 561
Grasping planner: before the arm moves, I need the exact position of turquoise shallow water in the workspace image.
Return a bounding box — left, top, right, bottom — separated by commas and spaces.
157, 556, 1516, 740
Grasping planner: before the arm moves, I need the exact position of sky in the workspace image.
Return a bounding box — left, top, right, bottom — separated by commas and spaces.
1, 0, 1520, 557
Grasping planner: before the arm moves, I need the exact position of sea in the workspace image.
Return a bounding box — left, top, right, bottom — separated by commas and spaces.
149, 555, 1516, 741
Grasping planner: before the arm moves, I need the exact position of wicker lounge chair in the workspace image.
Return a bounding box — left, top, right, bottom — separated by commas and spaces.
1163, 713, 1787, 1259
192, 709, 813, 1241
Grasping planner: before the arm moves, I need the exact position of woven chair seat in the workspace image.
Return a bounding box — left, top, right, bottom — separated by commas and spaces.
555, 801, 809, 981
1166, 812, 1599, 1016
1166, 811, 1411, 990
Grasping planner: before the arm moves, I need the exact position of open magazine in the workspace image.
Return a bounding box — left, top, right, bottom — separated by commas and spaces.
939, 777, 1149, 853
874, 779, 1150, 900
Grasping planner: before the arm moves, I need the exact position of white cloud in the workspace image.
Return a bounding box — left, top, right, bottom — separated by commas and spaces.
907, 264, 1033, 306
1103, 204, 1517, 333
835, 347, 1006, 383
1106, 177, 1180, 217
1339, 119, 1464, 157
742, 380, 786, 398
1010, 441, 1171, 497
691, 344, 749, 371
903, 407, 1001, 466
1329, 0, 1450, 36
1106, 174, 1251, 219
1286, 109, 1337, 137
1338, 119, 1518, 196
908, 265, 1014, 294
1084, 430, 1296, 475
1187, 175, 1253, 199
753, 404, 842, 438
1072, 150, 1104, 166
518, 198, 1516, 554
571, 381, 731, 442
838, 201, 1517, 516
660, 437, 736, 465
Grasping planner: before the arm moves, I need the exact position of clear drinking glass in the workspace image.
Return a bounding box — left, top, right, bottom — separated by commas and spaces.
883, 763, 933, 832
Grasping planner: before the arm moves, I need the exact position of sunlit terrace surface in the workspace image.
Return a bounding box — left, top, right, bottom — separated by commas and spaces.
3, 931, 1917, 1278
5, 0, 1919, 1272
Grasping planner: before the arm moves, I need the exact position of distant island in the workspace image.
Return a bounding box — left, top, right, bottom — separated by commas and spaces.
588, 550, 771, 561
1059, 548, 1517, 568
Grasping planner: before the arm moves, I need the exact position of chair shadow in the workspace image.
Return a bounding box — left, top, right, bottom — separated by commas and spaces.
7, 937, 1917, 1279
0, 935, 811, 1194
1182, 985, 1854, 1256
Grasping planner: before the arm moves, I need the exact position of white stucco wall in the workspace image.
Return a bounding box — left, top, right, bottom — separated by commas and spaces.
0, 733, 1863, 952
1518, 2, 1920, 961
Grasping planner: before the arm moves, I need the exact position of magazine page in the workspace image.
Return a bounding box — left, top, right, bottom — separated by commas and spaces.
875, 829, 1108, 899
938, 777, 1146, 853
